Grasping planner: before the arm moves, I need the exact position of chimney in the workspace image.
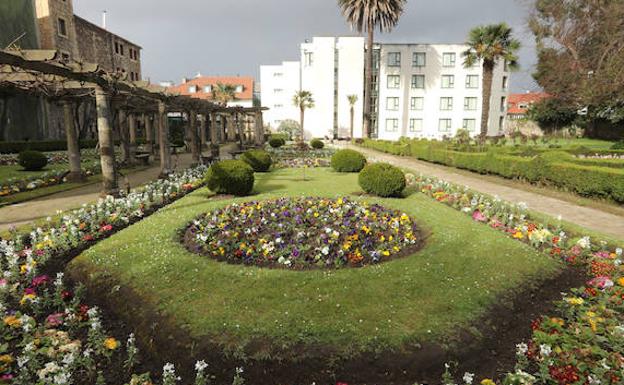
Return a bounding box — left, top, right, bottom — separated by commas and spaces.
182, 78, 188, 84
102, 10, 107, 29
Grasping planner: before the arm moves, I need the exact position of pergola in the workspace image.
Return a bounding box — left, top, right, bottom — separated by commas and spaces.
0, 49, 267, 196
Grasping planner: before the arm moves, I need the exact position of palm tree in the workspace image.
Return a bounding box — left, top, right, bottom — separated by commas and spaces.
347, 94, 358, 138
211, 83, 237, 106
462, 23, 520, 138
293, 90, 315, 140
338, 0, 407, 138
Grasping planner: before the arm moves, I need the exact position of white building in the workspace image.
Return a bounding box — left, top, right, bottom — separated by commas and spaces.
260, 61, 301, 130
260, 37, 510, 140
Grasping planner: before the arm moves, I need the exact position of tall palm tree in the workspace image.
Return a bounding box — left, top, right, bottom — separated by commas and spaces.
293, 90, 315, 140
338, 0, 407, 138
462, 23, 520, 138
347, 94, 358, 138
211, 83, 237, 106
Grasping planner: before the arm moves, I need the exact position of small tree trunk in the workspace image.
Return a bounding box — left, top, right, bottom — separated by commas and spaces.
363, 26, 374, 138
299, 107, 305, 141
350, 106, 354, 139
480, 60, 495, 138
62, 100, 84, 182
95, 87, 118, 196
254, 111, 265, 146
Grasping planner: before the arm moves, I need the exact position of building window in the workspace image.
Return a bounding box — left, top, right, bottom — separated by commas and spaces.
409, 119, 423, 132
115, 42, 119, 54
204, 85, 212, 93
273, 88, 283, 93
442, 52, 456, 67
130, 72, 134, 81
57, 18, 68, 37
464, 97, 478, 111
501, 96, 507, 112
188, 85, 198, 93
412, 52, 426, 67
440, 97, 453, 111
499, 116, 505, 130
462, 119, 476, 132
273, 72, 283, 77
502, 76, 509, 90
304, 51, 314, 67
438, 119, 452, 132
385, 119, 399, 132
387, 75, 400, 89
411, 75, 425, 89
388, 52, 401, 67
235, 85, 243, 93
441, 75, 455, 89
466, 75, 479, 89
386, 97, 400, 111
410, 97, 424, 110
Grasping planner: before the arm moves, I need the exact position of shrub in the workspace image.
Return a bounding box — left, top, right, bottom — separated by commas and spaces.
204, 160, 254, 196
331, 149, 367, 172
611, 140, 624, 150
18, 150, 48, 171
310, 139, 325, 149
241, 149, 273, 172
358, 163, 406, 197
0, 140, 98, 154
269, 138, 285, 148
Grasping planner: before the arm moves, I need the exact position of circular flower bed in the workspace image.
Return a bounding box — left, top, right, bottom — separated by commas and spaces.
184, 197, 423, 269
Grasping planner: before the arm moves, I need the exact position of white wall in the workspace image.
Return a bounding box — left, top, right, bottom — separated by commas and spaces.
260, 61, 301, 131
336, 37, 365, 138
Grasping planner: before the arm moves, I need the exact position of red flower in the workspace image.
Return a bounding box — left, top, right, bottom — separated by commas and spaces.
99, 224, 113, 232
61, 290, 73, 300
83, 234, 94, 241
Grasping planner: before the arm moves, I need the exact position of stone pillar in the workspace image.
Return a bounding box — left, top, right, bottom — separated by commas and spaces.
200, 114, 207, 149
144, 113, 154, 155
95, 87, 118, 196
62, 100, 84, 182
189, 110, 200, 164
227, 113, 237, 142
210, 112, 219, 145
118, 109, 131, 164
158, 101, 171, 177
255, 111, 265, 146
128, 113, 137, 163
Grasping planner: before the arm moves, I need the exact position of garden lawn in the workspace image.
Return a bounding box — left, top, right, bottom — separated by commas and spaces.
0, 160, 98, 181
69, 168, 561, 360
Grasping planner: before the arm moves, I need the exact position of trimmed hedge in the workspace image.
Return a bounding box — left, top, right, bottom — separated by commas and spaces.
0, 140, 99, 154
205, 160, 254, 196
360, 139, 624, 203
310, 139, 324, 149
269, 138, 286, 148
241, 149, 273, 172
358, 163, 406, 197
331, 149, 367, 172
18, 150, 48, 171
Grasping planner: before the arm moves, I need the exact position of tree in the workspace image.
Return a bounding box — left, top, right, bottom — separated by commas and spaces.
347, 94, 358, 138
211, 83, 237, 106
277, 119, 301, 141
529, 0, 624, 133
527, 97, 577, 134
462, 23, 520, 138
338, 0, 407, 138
292, 91, 314, 140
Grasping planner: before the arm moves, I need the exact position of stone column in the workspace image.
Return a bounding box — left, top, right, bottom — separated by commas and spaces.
255, 111, 265, 146
210, 112, 219, 145
158, 101, 171, 177
189, 110, 200, 164
227, 113, 237, 142
128, 113, 137, 163
95, 87, 118, 196
200, 114, 207, 149
144, 113, 154, 155
118, 109, 131, 164
62, 100, 84, 182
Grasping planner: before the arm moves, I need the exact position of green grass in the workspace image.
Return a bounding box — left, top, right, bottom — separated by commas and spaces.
0, 160, 98, 181
69, 168, 561, 360
505, 138, 616, 150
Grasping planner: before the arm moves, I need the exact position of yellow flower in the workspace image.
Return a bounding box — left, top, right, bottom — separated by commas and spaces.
617, 277, 624, 287
103, 337, 119, 350
0, 354, 13, 364
4, 316, 22, 328
20, 293, 36, 305
565, 297, 584, 306
512, 231, 524, 239
382, 250, 390, 257
313, 212, 319, 218
550, 317, 564, 326
481, 379, 496, 385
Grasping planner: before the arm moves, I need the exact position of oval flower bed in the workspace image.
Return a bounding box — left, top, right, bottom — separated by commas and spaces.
185, 196, 423, 269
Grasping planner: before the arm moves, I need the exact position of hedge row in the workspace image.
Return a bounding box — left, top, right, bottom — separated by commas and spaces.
360, 139, 624, 203
0, 139, 148, 154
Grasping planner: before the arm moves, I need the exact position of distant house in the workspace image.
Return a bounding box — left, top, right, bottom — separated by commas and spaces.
507, 92, 550, 120
168, 76, 255, 108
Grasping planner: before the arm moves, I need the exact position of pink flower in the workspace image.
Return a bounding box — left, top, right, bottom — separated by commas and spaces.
100, 224, 113, 232
588, 276, 614, 290
472, 210, 487, 222
0, 279, 7, 287
24, 287, 36, 295
45, 312, 64, 327
32, 275, 49, 287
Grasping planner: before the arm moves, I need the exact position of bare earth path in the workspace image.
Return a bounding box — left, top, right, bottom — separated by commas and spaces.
0, 152, 195, 232
343, 144, 624, 240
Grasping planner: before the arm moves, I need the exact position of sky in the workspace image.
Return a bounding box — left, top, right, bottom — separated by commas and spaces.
73, 0, 540, 93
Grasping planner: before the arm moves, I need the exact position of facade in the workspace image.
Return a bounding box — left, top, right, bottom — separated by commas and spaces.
260, 61, 301, 130
168, 76, 255, 108
507, 92, 549, 120
260, 37, 511, 140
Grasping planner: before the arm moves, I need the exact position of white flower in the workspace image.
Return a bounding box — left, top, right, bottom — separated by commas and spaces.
577, 236, 591, 249
321, 246, 329, 255
195, 360, 208, 372
588, 375, 601, 384
462, 372, 474, 384
616, 248, 622, 256
516, 342, 528, 355
540, 344, 552, 357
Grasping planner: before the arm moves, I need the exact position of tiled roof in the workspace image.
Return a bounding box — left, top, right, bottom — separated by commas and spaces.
167, 76, 254, 101
507, 92, 550, 115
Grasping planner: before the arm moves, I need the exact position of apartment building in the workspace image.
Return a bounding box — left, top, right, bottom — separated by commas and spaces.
260, 37, 510, 140
168, 76, 255, 108
260, 61, 301, 129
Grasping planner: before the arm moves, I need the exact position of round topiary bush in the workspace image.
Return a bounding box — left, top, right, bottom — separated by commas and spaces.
310, 139, 324, 149
331, 149, 367, 172
18, 150, 48, 171
269, 138, 285, 148
241, 149, 273, 172
358, 163, 406, 197
205, 160, 254, 196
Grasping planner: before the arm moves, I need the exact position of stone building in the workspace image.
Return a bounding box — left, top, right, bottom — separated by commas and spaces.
0, 0, 142, 142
